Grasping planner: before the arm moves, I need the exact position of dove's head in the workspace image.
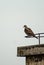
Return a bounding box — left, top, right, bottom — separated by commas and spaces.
23, 25, 27, 28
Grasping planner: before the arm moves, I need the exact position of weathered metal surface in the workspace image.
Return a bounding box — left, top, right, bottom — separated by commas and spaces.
17, 44, 44, 56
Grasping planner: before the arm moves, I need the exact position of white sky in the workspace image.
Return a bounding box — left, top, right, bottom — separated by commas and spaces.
0, 0, 44, 65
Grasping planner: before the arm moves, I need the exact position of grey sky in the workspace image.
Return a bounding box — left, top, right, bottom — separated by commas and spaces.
0, 0, 44, 65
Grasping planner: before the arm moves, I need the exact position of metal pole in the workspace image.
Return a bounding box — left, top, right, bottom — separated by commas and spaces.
38, 34, 40, 45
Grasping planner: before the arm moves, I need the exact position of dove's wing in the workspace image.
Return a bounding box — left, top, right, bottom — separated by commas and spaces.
27, 28, 34, 34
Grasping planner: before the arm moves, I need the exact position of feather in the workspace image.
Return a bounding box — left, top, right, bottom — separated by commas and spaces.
23, 25, 38, 39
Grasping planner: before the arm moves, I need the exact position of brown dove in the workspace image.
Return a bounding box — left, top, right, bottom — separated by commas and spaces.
23, 25, 38, 39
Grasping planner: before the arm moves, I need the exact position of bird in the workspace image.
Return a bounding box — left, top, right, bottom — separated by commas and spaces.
23, 25, 38, 39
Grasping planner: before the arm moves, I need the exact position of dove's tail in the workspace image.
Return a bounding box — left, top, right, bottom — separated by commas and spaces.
35, 36, 38, 39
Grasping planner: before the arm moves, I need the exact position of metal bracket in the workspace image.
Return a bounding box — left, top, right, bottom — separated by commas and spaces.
25, 33, 44, 45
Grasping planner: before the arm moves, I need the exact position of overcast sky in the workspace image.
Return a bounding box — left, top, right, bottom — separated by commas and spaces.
0, 0, 44, 65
